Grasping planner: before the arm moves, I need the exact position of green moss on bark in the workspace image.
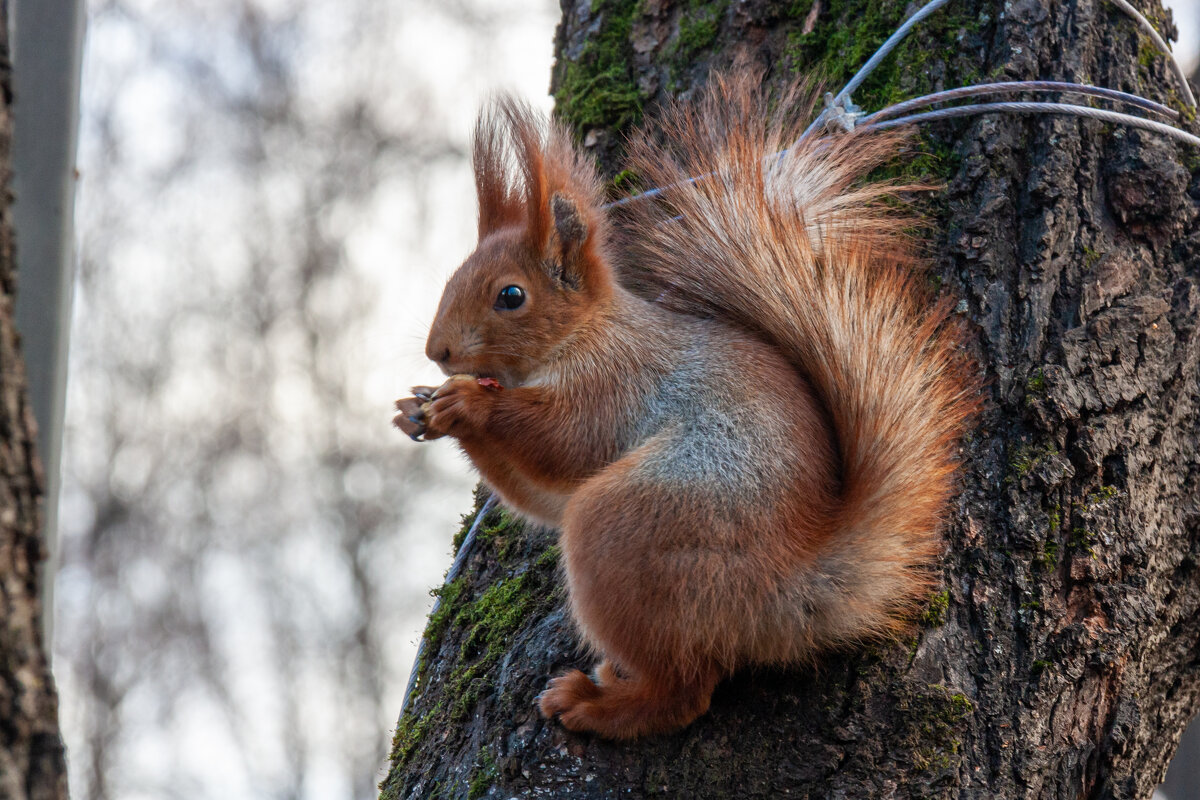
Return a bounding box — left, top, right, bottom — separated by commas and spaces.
389, 699, 445, 769
381, 495, 564, 797
467, 747, 499, 799
447, 570, 538, 719
1007, 441, 1059, 479
919, 590, 950, 627
783, 0, 987, 188
555, 0, 645, 138
901, 684, 975, 779
784, 0, 985, 111
667, 0, 729, 86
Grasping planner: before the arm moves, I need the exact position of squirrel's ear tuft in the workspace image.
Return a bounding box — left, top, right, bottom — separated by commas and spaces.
545, 193, 590, 289
473, 103, 525, 238
487, 97, 608, 290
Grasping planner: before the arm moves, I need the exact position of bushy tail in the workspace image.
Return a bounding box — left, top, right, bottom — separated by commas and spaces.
619, 75, 977, 635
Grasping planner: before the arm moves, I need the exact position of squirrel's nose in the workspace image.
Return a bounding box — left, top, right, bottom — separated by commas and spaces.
425, 337, 452, 365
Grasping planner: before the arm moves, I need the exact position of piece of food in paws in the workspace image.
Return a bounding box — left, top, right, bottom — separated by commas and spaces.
477, 377, 502, 390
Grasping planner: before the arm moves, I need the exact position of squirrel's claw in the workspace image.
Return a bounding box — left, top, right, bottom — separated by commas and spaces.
393, 395, 430, 441
411, 386, 437, 402
539, 669, 601, 721
396, 378, 476, 441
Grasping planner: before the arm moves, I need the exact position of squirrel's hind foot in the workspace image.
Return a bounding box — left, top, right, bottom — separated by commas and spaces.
538, 669, 603, 717
538, 660, 720, 740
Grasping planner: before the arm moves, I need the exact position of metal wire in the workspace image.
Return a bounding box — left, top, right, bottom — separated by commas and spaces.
606, 175, 700, 209
609, 0, 1200, 209
865, 100, 1200, 147
799, 0, 954, 141
839, 0, 954, 102
861, 80, 1179, 124
400, 493, 499, 715
1108, 0, 1196, 108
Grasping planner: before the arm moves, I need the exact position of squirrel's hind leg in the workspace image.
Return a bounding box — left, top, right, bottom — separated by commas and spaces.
542, 439, 760, 738
539, 659, 720, 740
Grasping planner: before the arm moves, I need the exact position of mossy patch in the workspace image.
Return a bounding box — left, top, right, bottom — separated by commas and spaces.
448, 571, 540, 719
554, 0, 645, 139
1007, 441, 1059, 480
782, 0, 988, 192
1083, 485, 1119, 507
666, 0, 730, 87
389, 699, 445, 769
1184, 148, 1200, 173
784, 0, 985, 118
467, 747, 499, 799
1034, 504, 1062, 570
1137, 38, 1159, 70
919, 590, 950, 627
384, 496, 564, 790
453, 485, 500, 552
1069, 525, 1096, 557
452, 512, 475, 553
678, 0, 725, 58
1036, 539, 1060, 569
424, 578, 468, 665
536, 543, 562, 569
898, 684, 974, 777
475, 506, 522, 562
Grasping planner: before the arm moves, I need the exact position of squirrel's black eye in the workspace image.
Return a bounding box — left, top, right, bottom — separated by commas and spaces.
494, 285, 526, 310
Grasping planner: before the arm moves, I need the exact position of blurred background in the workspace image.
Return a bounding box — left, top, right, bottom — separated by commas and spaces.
24, 0, 1199, 798
54, 0, 555, 798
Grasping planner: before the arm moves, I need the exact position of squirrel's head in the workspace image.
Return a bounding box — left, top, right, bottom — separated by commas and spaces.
426, 98, 611, 387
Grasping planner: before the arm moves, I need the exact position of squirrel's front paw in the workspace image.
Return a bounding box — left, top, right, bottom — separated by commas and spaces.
393, 386, 439, 441
424, 374, 492, 439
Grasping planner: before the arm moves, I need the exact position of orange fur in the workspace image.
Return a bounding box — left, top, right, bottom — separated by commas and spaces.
393, 75, 977, 739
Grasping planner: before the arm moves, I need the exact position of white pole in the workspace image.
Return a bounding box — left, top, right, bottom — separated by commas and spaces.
9, 0, 87, 655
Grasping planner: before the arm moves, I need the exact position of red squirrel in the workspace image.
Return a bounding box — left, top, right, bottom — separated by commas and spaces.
394, 75, 976, 740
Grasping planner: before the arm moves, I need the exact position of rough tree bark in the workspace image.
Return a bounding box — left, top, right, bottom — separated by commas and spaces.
381, 0, 1200, 797
0, 2, 70, 799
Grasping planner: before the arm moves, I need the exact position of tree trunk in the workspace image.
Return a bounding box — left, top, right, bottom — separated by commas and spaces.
380, 0, 1200, 797
0, 2, 70, 799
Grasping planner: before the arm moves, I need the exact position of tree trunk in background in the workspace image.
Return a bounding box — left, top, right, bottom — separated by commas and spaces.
0, 3, 70, 799
381, 0, 1200, 797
